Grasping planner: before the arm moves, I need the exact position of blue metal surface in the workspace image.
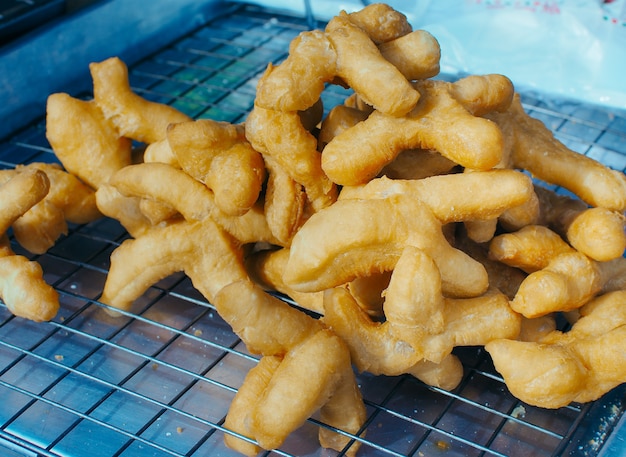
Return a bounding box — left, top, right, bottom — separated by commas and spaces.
0, 0, 227, 141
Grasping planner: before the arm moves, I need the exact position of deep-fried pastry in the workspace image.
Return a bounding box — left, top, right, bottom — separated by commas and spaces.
0, 238, 60, 322
321, 77, 511, 185
90, 57, 191, 144
46, 93, 132, 189
11, 163, 101, 254
326, 12, 419, 117
246, 105, 337, 211
214, 280, 366, 455
0, 168, 59, 321
487, 94, 626, 211
262, 157, 307, 246
254, 31, 336, 112
0, 167, 50, 235
486, 290, 626, 408
283, 195, 490, 298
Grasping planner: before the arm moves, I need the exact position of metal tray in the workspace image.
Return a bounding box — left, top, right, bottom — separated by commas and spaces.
1, 2, 626, 456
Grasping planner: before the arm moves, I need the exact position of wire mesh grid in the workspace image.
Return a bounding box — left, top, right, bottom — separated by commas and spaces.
1, 3, 626, 456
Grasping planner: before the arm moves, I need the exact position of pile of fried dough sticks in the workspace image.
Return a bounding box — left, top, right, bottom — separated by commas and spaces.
2, 3, 626, 455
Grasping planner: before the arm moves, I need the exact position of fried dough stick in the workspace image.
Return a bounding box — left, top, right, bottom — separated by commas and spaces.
258, 329, 365, 454
285, 170, 533, 295
0, 236, 60, 322
421, 290, 521, 363
486, 290, 626, 408
321, 76, 512, 186
109, 163, 214, 222
254, 3, 420, 114
255, 30, 337, 112
100, 162, 364, 453
245, 247, 324, 315
323, 286, 520, 389
325, 12, 419, 117
9, 163, 102, 254
0, 169, 59, 321
491, 223, 626, 282
100, 218, 248, 312
378, 30, 440, 81
95, 184, 157, 238
534, 185, 626, 261
214, 280, 366, 456
490, 226, 600, 317
105, 162, 277, 245
565, 207, 626, 261
167, 119, 244, 174
99, 163, 265, 312
284, 195, 489, 298
319, 247, 444, 377
489, 225, 572, 273
490, 225, 626, 318
339, 169, 533, 224
261, 157, 307, 246
21, 163, 101, 223
100, 219, 366, 453
0, 163, 98, 256
90, 57, 191, 144
223, 356, 281, 456
384, 245, 445, 337
99, 163, 280, 310
346, 2, 412, 44
0, 167, 50, 235
46, 92, 132, 190
487, 94, 626, 212
203, 141, 266, 217
165, 119, 265, 216
214, 279, 323, 357
246, 105, 337, 211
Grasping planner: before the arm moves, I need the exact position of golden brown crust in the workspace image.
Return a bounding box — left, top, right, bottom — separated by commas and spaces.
246, 105, 337, 211
10, 163, 102, 254
46, 93, 132, 189
488, 94, 626, 211
326, 13, 419, 117
14, 3, 626, 449
0, 167, 50, 234
255, 32, 336, 112
487, 290, 626, 408
0, 236, 59, 322
346, 3, 412, 44
378, 30, 440, 80
90, 57, 191, 144
321, 79, 508, 185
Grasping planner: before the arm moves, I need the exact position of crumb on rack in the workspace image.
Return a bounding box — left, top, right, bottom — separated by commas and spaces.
511, 404, 526, 419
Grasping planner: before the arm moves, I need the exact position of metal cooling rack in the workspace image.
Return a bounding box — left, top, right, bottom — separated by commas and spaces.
1, 3, 626, 456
